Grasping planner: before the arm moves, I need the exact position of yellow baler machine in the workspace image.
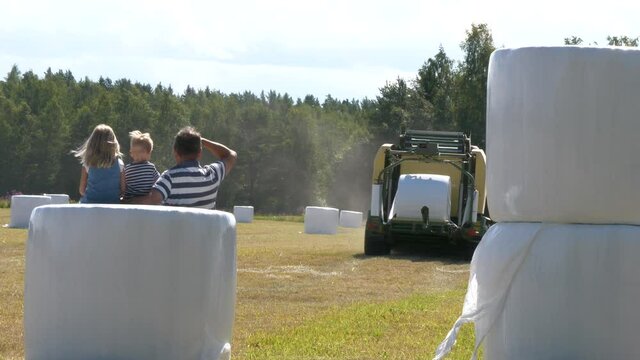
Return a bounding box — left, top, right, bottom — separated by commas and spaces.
365, 130, 491, 256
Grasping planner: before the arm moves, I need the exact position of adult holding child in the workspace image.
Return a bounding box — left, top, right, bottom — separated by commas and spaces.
132, 127, 237, 209
73, 124, 125, 204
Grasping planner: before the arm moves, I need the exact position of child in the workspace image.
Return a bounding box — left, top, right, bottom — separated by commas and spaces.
132, 126, 237, 209
73, 124, 125, 204
123, 131, 160, 201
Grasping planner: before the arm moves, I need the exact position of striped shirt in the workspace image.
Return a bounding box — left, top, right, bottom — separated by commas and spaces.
124, 161, 160, 200
153, 160, 225, 209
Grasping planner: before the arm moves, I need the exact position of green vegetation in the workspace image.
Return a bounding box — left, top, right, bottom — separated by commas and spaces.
1, 25, 636, 214
0, 24, 498, 214
253, 215, 304, 222
242, 291, 476, 360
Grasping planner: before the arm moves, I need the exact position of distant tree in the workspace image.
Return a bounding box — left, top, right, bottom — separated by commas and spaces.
303, 94, 320, 107
416, 45, 455, 130
454, 23, 495, 147
564, 36, 584, 45
607, 35, 639, 47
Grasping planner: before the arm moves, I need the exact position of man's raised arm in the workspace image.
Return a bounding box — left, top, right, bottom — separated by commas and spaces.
202, 138, 237, 174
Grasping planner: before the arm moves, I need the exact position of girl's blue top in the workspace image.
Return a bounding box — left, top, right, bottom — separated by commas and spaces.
81, 159, 123, 204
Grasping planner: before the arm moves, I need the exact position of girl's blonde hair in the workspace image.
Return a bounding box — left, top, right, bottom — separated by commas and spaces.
129, 130, 154, 153
72, 124, 122, 168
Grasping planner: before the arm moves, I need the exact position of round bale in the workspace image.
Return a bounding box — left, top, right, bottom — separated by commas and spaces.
233, 206, 254, 223
24, 204, 236, 360
44, 194, 70, 205
304, 206, 339, 234
339, 210, 363, 228
9, 195, 51, 228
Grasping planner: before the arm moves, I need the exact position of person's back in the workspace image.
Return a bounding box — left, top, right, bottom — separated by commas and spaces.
156, 160, 225, 209
72, 124, 125, 204
131, 126, 236, 209
84, 159, 123, 204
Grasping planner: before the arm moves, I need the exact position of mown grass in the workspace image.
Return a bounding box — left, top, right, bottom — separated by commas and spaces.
0, 209, 476, 359
254, 214, 304, 222
0, 209, 26, 359
242, 291, 476, 360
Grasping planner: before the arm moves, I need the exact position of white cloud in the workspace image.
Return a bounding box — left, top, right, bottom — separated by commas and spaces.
1, 0, 639, 99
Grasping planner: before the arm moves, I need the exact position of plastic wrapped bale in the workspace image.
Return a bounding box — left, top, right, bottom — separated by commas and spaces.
24, 204, 236, 360
304, 206, 339, 234
435, 46, 640, 360
233, 206, 254, 223
486, 46, 640, 224
388, 174, 451, 222
9, 195, 51, 228
44, 194, 70, 205
339, 210, 363, 228
436, 223, 640, 360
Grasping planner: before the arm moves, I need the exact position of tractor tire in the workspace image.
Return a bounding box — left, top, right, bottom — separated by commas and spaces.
364, 233, 391, 256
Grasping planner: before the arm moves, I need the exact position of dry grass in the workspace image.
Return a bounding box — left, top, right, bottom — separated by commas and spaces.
0, 210, 26, 359
0, 209, 475, 359
234, 220, 475, 359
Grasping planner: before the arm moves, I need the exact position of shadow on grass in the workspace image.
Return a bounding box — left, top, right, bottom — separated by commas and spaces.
353, 241, 474, 264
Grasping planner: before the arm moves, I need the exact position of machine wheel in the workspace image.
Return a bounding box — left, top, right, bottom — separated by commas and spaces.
364, 233, 391, 256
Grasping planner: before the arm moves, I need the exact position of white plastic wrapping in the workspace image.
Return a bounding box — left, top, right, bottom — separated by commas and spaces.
233, 206, 254, 223
435, 223, 640, 360
24, 204, 236, 360
389, 174, 451, 222
44, 194, 70, 204
487, 46, 640, 224
9, 195, 51, 228
370, 185, 381, 217
304, 206, 339, 234
339, 210, 362, 228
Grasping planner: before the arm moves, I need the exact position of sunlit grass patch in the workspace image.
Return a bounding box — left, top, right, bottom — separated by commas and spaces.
241, 290, 475, 360
254, 214, 304, 223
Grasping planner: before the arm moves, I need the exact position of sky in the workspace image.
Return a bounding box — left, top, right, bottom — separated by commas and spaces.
1, 0, 638, 101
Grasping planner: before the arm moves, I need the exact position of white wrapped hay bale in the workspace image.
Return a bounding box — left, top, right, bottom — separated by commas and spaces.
44, 194, 70, 204
436, 47, 640, 360
9, 195, 51, 228
233, 205, 254, 223
24, 204, 236, 360
339, 210, 363, 228
486, 46, 640, 224
389, 174, 451, 222
436, 223, 640, 360
304, 206, 339, 234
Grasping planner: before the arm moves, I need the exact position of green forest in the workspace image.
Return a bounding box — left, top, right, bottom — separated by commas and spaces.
0, 25, 637, 213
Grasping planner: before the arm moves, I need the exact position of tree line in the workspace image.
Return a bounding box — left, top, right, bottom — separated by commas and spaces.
1, 25, 637, 213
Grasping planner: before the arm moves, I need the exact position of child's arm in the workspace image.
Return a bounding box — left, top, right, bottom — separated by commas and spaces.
79, 167, 88, 196
202, 138, 237, 174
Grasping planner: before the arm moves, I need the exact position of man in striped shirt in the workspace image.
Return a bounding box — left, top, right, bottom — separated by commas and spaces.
131, 127, 237, 209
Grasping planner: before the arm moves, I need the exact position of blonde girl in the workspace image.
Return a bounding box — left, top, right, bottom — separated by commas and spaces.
72, 124, 125, 203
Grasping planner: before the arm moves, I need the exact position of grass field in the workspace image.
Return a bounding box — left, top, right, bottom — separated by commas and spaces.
0, 208, 477, 359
